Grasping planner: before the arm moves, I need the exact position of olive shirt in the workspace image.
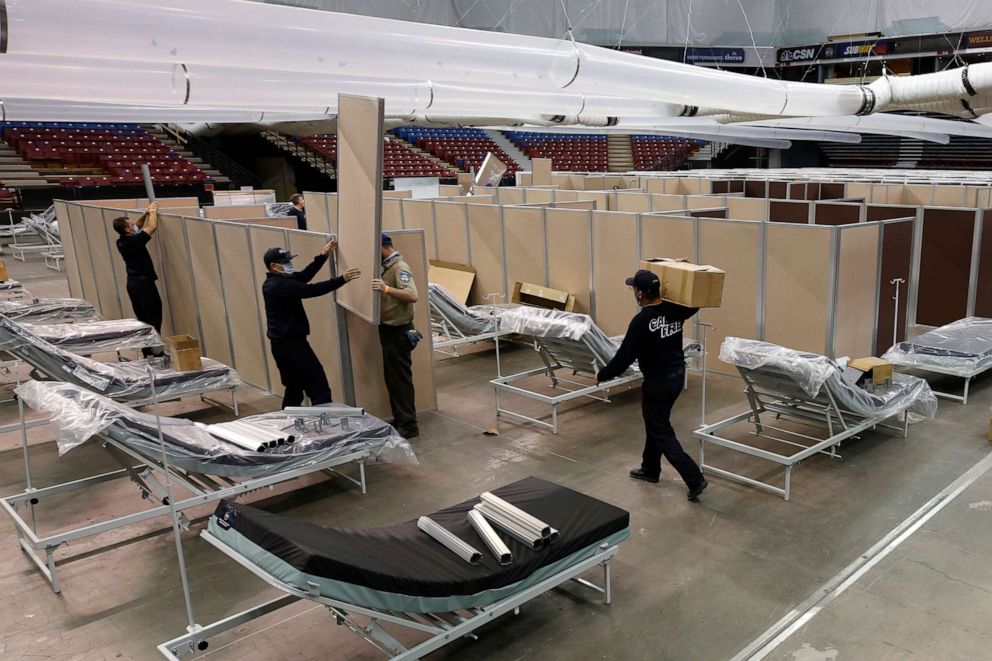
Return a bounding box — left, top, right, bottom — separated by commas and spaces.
379, 252, 417, 326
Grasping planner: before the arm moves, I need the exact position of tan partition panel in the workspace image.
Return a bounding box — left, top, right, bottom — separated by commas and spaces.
615, 192, 652, 213
348, 230, 436, 417
644, 179, 667, 193
183, 219, 233, 365
303, 191, 332, 235
553, 189, 581, 202
228, 217, 296, 229
641, 213, 694, 262
903, 185, 932, 206
326, 194, 339, 233
650, 194, 687, 212
884, 184, 905, 205
433, 201, 470, 264
215, 223, 268, 390
502, 206, 547, 291
382, 198, 403, 231
466, 204, 505, 303
686, 195, 726, 210
152, 197, 201, 209
82, 199, 140, 210
532, 158, 552, 186
545, 208, 592, 313
524, 188, 554, 205
335, 94, 384, 324
845, 183, 872, 201
833, 224, 879, 359
156, 214, 199, 337
249, 225, 291, 396
64, 204, 95, 302
80, 206, 123, 319
933, 186, 967, 207
584, 175, 606, 191
698, 220, 761, 371
582, 191, 609, 211
553, 200, 596, 210
55, 203, 84, 299
400, 199, 437, 258
727, 197, 767, 221
592, 211, 638, 336
383, 190, 413, 199
96, 207, 132, 319
764, 225, 831, 354
496, 187, 525, 205
438, 185, 463, 197
203, 205, 267, 219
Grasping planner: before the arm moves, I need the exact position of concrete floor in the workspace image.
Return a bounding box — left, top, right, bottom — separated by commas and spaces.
2, 249, 991, 660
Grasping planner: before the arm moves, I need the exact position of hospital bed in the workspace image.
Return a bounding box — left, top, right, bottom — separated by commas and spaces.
490, 306, 703, 433
22, 318, 162, 356
0, 297, 98, 323
10, 207, 63, 270
428, 283, 516, 357
0, 279, 29, 301
694, 338, 937, 500
158, 476, 628, 659
882, 317, 992, 405
1, 380, 416, 593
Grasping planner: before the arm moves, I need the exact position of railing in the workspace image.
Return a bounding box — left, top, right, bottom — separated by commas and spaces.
264, 131, 336, 177
161, 124, 261, 187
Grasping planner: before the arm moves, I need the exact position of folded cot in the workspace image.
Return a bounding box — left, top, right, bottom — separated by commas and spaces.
0, 297, 98, 323
1, 381, 416, 593
428, 283, 517, 356
22, 318, 162, 355
882, 317, 992, 404
695, 337, 937, 500
158, 476, 628, 659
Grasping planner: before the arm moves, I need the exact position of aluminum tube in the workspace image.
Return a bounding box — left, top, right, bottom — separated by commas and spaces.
467, 510, 512, 566
473, 504, 543, 548
283, 406, 366, 417
206, 426, 265, 452
224, 421, 282, 443
480, 492, 552, 538
141, 164, 155, 202
417, 516, 482, 565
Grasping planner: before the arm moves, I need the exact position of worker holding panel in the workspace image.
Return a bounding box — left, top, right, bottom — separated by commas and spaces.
372, 233, 422, 439
262, 240, 360, 408
112, 201, 164, 357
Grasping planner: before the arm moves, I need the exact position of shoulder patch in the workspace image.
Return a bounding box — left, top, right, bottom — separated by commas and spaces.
399, 271, 412, 284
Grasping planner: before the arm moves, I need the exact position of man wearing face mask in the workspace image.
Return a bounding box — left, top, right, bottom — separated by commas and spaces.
112, 201, 163, 357
262, 241, 360, 408
596, 269, 708, 502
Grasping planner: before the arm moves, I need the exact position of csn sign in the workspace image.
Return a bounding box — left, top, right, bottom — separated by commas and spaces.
778, 47, 820, 63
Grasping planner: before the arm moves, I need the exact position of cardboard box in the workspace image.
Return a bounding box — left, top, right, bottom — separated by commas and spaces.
512, 281, 575, 311
640, 258, 725, 308
165, 334, 203, 372
848, 357, 893, 385
0, 260, 8, 282
428, 260, 476, 305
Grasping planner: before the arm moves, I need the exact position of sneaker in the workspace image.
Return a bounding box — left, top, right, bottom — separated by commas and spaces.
399, 427, 420, 439
629, 468, 659, 484
687, 479, 709, 502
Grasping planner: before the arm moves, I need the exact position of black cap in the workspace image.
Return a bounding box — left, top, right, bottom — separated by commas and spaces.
625, 269, 660, 293
381, 233, 393, 247
263, 247, 297, 267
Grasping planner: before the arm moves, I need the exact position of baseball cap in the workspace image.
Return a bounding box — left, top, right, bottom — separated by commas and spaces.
381, 233, 393, 247
625, 269, 660, 293
263, 247, 297, 267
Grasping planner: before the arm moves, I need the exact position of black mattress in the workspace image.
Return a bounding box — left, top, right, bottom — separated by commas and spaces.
213, 476, 629, 599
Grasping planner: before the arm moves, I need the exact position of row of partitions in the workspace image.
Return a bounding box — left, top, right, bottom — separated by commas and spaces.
54, 199, 438, 419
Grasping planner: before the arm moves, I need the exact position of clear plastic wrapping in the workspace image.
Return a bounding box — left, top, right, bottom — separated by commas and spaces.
881, 317, 992, 375
22, 318, 162, 355
15, 381, 417, 476
496, 307, 592, 342
266, 202, 294, 217
720, 337, 937, 420
0, 280, 25, 291
0, 316, 239, 401
0, 297, 98, 323
428, 284, 501, 337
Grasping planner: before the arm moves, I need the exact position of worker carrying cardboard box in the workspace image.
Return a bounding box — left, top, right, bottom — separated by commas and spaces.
596, 268, 708, 502
262, 241, 360, 408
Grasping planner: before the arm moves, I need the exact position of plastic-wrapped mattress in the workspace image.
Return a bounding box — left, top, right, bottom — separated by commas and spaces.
0, 297, 98, 323
23, 319, 161, 355
207, 476, 629, 613
0, 316, 239, 401
721, 337, 937, 419
428, 283, 520, 337
882, 317, 992, 375
16, 380, 417, 477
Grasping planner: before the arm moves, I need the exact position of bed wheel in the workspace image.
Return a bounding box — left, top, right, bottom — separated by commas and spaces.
162, 497, 170, 506
197, 641, 208, 651
29, 497, 39, 505
334, 613, 345, 625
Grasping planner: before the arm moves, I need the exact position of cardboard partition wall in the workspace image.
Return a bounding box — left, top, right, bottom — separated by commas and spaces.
303, 191, 334, 234
203, 205, 268, 219
432, 202, 470, 264
832, 223, 880, 359
545, 208, 592, 313
916, 208, 978, 326
532, 158, 552, 186
429, 260, 476, 304
502, 206, 547, 296
185, 218, 234, 366
813, 202, 861, 225
53, 202, 84, 300
400, 199, 437, 258
641, 213, 695, 265
382, 198, 404, 231
592, 211, 639, 337
466, 203, 506, 304
769, 200, 810, 223
875, 219, 915, 352
335, 94, 385, 324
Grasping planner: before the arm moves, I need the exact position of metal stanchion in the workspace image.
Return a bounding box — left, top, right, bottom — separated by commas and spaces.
697, 323, 714, 426
890, 278, 905, 347
12, 360, 38, 531
484, 292, 505, 378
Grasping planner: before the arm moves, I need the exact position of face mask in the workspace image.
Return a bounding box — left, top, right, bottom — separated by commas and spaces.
280, 263, 297, 275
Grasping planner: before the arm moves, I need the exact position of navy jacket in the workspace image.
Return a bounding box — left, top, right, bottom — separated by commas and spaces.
262, 254, 344, 341
597, 302, 698, 382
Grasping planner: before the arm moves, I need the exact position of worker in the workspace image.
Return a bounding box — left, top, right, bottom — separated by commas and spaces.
287, 193, 307, 230
371, 233, 421, 439
596, 269, 708, 502
112, 201, 163, 357
262, 241, 360, 408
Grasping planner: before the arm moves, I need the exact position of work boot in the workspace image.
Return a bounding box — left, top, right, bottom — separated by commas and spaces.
629, 468, 659, 484
399, 426, 420, 439
687, 479, 709, 502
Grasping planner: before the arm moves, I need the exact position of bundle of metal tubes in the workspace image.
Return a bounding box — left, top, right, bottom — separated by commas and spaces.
418, 516, 482, 565
468, 509, 513, 565
283, 406, 366, 417
473, 492, 558, 548
207, 420, 296, 452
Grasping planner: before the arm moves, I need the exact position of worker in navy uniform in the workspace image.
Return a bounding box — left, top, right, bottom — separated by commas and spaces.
262, 241, 360, 408
597, 269, 709, 501
371, 233, 420, 439
112, 201, 164, 357
287, 193, 307, 231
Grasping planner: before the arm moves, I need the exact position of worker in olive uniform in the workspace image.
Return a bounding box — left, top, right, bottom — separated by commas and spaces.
262, 241, 360, 408
112, 201, 164, 357
372, 233, 420, 439
597, 269, 708, 502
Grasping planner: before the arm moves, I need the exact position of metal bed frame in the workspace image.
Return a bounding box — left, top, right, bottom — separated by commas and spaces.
885, 358, 987, 405
158, 530, 619, 660
693, 364, 910, 501
429, 297, 509, 358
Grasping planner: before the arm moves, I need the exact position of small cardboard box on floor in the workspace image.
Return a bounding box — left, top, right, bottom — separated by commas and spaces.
166, 334, 203, 371
512, 281, 575, 311
640, 258, 725, 308
0, 260, 8, 282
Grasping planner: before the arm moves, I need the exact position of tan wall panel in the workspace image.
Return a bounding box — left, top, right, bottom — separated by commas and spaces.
438, 185, 463, 196
524, 188, 554, 205
302, 191, 332, 234
532, 158, 552, 185
582, 191, 609, 210
400, 199, 437, 259
65, 204, 97, 303
382, 190, 413, 199
545, 208, 592, 313
230, 217, 297, 229
698, 220, 761, 373
466, 204, 505, 304
55, 203, 84, 299
203, 205, 268, 219
764, 225, 830, 354
644, 179, 667, 193
553, 189, 581, 202
727, 197, 767, 221
553, 200, 596, 210
641, 213, 694, 261
833, 224, 879, 359
156, 214, 199, 337
902, 185, 931, 206
615, 192, 652, 213
650, 194, 687, 212
382, 198, 403, 231
96, 208, 132, 319
128, 210, 174, 335
592, 211, 639, 336
249, 226, 291, 396
183, 220, 233, 365
215, 223, 268, 390
433, 201, 470, 264
933, 186, 967, 207
503, 206, 547, 291
80, 206, 123, 319
845, 183, 872, 201
584, 175, 606, 190
151, 197, 201, 209
497, 188, 525, 205
287, 231, 344, 401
